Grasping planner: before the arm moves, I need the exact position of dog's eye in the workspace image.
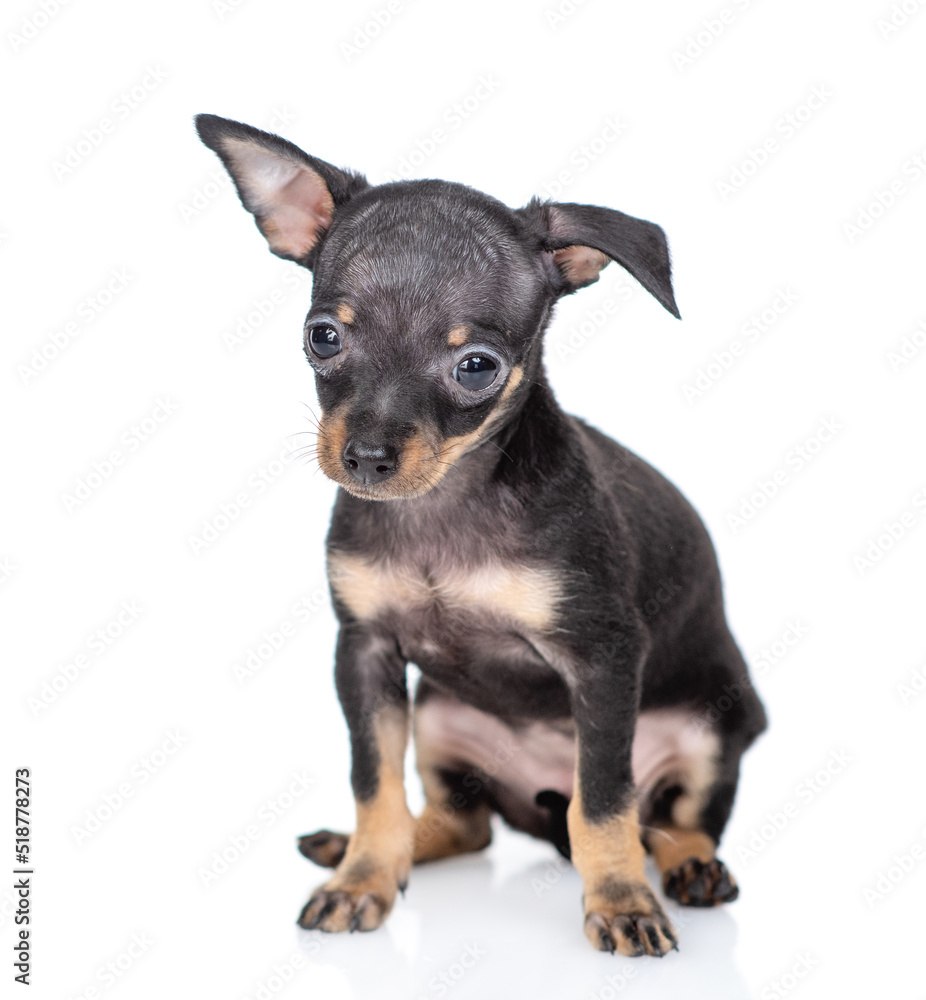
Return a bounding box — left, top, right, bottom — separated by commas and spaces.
306, 324, 342, 359
454, 356, 498, 391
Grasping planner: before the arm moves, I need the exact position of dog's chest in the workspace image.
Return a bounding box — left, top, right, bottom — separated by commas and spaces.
328, 550, 560, 634
327, 548, 569, 710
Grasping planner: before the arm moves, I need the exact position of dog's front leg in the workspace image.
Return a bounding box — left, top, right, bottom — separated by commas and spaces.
298, 627, 415, 933
567, 625, 678, 956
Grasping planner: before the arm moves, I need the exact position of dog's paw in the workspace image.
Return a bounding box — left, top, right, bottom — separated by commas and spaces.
297, 857, 404, 934
663, 857, 738, 907
583, 878, 678, 956
297, 886, 391, 933
662, 858, 740, 906
297, 829, 350, 869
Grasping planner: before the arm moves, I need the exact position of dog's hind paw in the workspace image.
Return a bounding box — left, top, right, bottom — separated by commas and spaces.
663, 857, 739, 907
297, 829, 350, 868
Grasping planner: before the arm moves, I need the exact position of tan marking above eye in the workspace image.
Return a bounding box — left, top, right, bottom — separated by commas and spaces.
335, 302, 355, 325
327, 549, 560, 631
447, 325, 469, 346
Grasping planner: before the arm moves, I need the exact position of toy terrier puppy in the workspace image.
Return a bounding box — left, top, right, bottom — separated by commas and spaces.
196, 114, 767, 957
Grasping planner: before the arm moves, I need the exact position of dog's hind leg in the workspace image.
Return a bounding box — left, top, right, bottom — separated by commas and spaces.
641, 739, 743, 907
639, 654, 767, 906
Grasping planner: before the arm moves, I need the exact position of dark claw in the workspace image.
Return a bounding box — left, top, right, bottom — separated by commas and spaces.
316, 896, 340, 924
645, 924, 662, 955
618, 917, 646, 956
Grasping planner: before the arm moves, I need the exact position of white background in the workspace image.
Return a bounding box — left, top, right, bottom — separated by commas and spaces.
3, 0, 926, 997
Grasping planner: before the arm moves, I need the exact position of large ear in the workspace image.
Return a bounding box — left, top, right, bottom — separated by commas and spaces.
194, 114, 369, 267
517, 198, 680, 318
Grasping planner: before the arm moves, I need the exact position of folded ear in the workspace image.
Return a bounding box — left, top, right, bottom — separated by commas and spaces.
194, 114, 369, 267
517, 199, 680, 318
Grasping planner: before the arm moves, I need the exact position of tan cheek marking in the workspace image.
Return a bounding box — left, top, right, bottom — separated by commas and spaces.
327, 552, 560, 631
447, 325, 469, 346
316, 403, 350, 482
646, 827, 716, 873
438, 365, 524, 467
315, 366, 524, 500
336, 302, 355, 325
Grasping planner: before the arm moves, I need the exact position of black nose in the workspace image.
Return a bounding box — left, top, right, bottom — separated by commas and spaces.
342, 439, 398, 484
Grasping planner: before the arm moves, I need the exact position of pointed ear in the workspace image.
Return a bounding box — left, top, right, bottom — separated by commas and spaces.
194, 114, 369, 267
517, 199, 680, 318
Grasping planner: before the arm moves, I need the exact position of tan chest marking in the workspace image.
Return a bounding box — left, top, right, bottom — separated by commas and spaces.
328, 551, 560, 631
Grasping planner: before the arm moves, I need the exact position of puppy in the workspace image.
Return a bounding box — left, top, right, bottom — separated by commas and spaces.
196, 114, 767, 956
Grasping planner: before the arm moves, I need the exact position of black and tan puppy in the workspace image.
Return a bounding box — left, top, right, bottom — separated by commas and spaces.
196, 114, 767, 957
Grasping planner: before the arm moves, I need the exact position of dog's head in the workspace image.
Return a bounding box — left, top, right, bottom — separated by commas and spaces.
196, 114, 679, 501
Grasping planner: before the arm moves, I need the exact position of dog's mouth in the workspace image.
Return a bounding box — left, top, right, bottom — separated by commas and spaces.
315, 418, 450, 501
314, 368, 525, 501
